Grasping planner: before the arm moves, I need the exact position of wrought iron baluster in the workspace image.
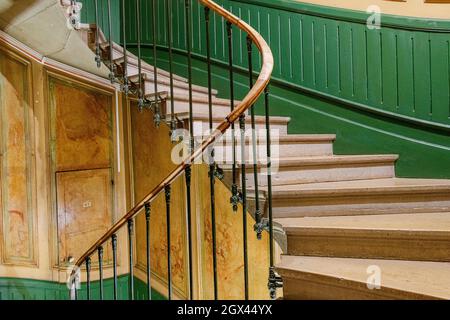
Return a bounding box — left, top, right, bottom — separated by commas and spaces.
98, 246, 104, 300
121, 0, 129, 94
112, 234, 118, 300
185, 166, 194, 299
94, 0, 101, 68
264, 87, 283, 299
246, 36, 262, 240
165, 185, 173, 300
204, 6, 218, 301
128, 219, 135, 300
239, 115, 249, 300
107, 0, 115, 83
145, 202, 152, 300
152, 0, 161, 126
185, 0, 194, 152
166, 0, 176, 137
136, 0, 145, 109
227, 21, 240, 212
73, 272, 78, 300
85, 257, 91, 300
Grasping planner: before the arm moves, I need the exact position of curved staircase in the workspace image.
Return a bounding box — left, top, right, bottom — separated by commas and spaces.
77, 11, 450, 300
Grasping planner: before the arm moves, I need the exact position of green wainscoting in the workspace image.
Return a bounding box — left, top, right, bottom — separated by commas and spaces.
131, 47, 450, 179
0, 276, 165, 300
122, 0, 450, 128
81, 0, 450, 178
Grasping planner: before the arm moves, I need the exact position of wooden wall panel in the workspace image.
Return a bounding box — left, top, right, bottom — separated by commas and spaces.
56, 169, 113, 266
0, 49, 36, 266
194, 166, 270, 300
130, 101, 188, 297
48, 75, 115, 269
49, 78, 112, 172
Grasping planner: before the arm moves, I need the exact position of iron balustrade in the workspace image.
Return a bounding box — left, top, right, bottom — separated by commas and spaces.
71, 0, 276, 301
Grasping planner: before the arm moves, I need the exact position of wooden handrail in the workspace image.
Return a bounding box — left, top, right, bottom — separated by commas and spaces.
73, 0, 273, 272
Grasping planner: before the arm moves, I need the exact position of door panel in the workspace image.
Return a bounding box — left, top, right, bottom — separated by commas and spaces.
56, 168, 112, 265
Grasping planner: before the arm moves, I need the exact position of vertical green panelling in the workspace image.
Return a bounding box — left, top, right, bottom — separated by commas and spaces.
301, 15, 315, 88
381, 29, 398, 113
121, 0, 450, 126
366, 29, 383, 108
430, 33, 450, 123
338, 23, 353, 98
325, 20, 339, 95
80, 0, 121, 42
313, 18, 327, 91
413, 32, 432, 120
352, 25, 368, 102
397, 30, 415, 117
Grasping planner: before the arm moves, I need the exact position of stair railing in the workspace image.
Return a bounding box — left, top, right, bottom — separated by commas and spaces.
70, 0, 279, 300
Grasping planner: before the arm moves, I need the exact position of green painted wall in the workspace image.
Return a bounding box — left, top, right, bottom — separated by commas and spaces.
123, 0, 450, 129
81, 1, 450, 178
0, 276, 165, 300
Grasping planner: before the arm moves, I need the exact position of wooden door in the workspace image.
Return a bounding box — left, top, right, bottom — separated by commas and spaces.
56, 168, 112, 265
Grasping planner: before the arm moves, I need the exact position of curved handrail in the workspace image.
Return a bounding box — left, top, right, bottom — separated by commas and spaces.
72, 0, 274, 272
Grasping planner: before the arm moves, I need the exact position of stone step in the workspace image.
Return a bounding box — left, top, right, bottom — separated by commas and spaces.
129, 73, 217, 101
125, 65, 217, 98
254, 178, 450, 218
277, 212, 450, 262
276, 255, 450, 300
144, 91, 234, 118
99, 41, 187, 82
182, 113, 291, 136
211, 134, 335, 163
243, 155, 397, 187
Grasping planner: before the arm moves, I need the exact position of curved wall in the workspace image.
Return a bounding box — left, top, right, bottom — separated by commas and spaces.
80, 0, 450, 178
124, 0, 450, 129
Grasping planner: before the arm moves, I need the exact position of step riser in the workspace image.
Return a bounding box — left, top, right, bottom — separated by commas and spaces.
213, 143, 333, 163
286, 231, 450, 262
126, 68, 213, 97
189, 121, 289, 136
278, 273, 435, 300
271, 194, 450, 218
143, 81, 211, 100
166, 100, 230, 118
245, 163, 395, 187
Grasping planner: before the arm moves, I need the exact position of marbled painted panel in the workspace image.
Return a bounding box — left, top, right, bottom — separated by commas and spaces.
0, 49, 35, 265
50, 79, 112, 172
130, 101, 188, 297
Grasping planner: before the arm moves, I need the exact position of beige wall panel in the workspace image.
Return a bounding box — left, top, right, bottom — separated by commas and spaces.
0, 48, 36, 266
195, 166, 270, 300
56, 168, 113, 266
130, 102, 188, 297
50, 79, 112, 172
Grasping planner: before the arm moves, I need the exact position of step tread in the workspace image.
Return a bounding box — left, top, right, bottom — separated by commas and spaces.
272, 154, 398, 167
277, 255, 450, 299
100, 41, 187, 82
178, 112, 292, 124
276, 212, 450, 233
259, 178, 450, 197
214, 134, 336, 143
128, 72, 217, 95
144, 91, 236, 106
